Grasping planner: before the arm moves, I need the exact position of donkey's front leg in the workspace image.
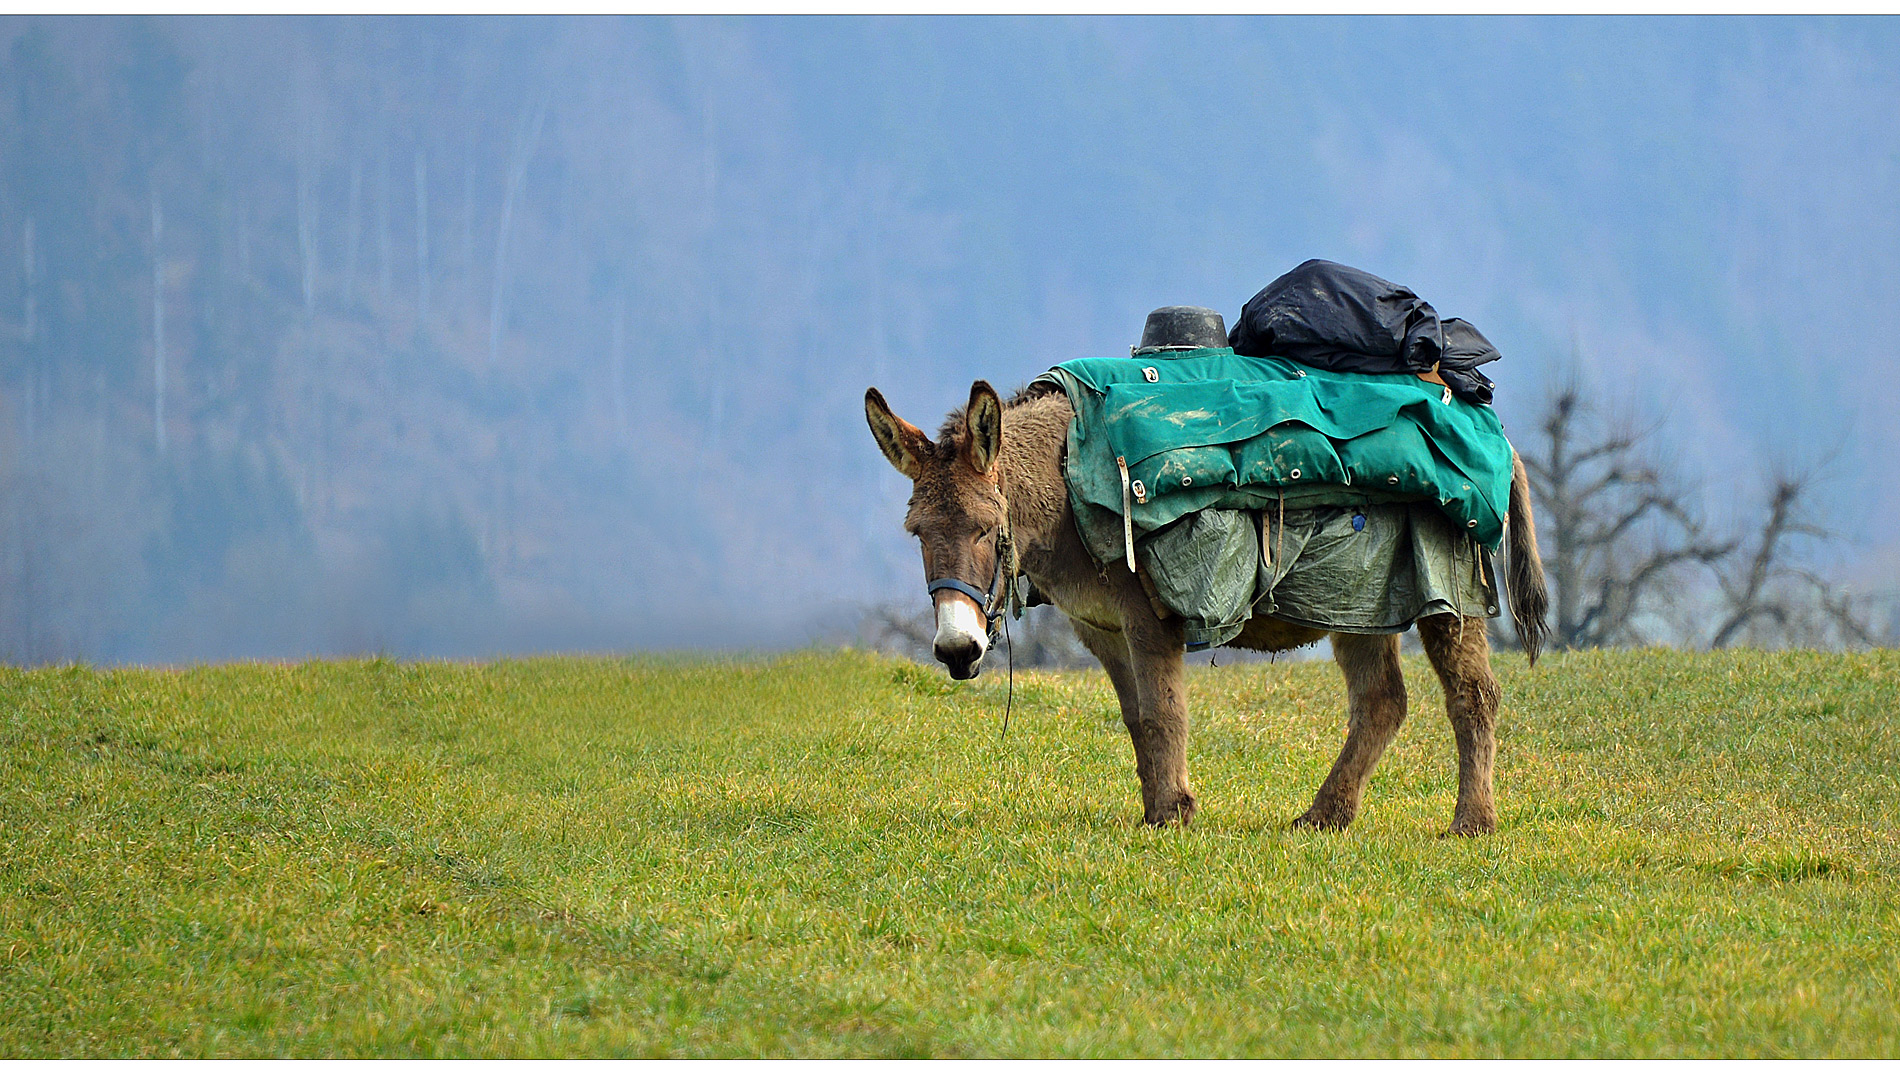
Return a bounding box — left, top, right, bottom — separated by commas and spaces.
1070, 619, 1141, 728
1296, 631, 1407, 831
1115, 602, 1196, 827
1417, 614, 1501, 836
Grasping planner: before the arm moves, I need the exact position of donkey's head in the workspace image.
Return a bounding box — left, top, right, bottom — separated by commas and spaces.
865, 380, 1007, 680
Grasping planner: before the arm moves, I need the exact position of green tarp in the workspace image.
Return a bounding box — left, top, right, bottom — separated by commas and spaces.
1035, 347, 1514, 562
1033, 347, 1512, 647
1140, 502, 1499, 647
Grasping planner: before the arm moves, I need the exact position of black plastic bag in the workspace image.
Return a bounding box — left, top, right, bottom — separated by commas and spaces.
1229, 259, 1499, 405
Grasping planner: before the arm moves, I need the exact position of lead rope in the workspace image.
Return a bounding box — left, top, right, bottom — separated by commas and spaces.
999, 612, 1014, 742
987, 500, 1019, 743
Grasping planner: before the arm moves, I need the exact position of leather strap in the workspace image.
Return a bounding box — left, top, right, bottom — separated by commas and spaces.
927, 577, 992, 611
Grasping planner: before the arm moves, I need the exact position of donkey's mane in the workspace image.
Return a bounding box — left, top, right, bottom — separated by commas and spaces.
933, 380, 1065, 450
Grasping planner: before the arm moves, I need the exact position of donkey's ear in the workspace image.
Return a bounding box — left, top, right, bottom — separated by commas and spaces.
965, 380, 1003, 476
865, 387, 931, 480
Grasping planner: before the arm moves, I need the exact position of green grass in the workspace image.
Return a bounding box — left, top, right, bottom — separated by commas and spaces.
3, 647, 1898, 1057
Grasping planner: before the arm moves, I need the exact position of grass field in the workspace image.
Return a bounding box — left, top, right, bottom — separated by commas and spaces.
3, 646, 1898, 1057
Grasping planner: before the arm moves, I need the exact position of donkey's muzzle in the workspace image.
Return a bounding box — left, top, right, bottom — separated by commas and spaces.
933, 595, 989, 680
936, 639, 984, 680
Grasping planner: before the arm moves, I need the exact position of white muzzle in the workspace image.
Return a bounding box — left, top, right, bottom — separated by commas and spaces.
932, 595, 989, 676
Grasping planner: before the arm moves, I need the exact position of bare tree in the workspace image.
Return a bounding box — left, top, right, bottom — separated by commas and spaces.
1514, 374, 1875, 653
1516, 380, 1732, 650
1707, 470, 1877, 649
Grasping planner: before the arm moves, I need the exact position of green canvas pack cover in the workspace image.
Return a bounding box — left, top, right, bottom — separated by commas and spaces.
1033, 347, 1515, 569
1138, 501, 1499, 648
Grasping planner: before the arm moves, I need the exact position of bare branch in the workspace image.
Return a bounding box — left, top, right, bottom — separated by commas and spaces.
1791, 569, 1880, 649
1707, 470, 1852, 649
1521, 365, 1730, 649
1563, 434, 1650, 473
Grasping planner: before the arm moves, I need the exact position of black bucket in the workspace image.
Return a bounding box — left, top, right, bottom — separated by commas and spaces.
1134, 306, 1227, 355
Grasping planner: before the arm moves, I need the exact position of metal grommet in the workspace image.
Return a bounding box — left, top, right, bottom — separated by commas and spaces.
1289, 467, 1302, 480
1487, 605, 1499, 616
1130, 479, 1147, 501
1296, 369, 1306, 378
1467, 519, 1478, 528
1142, 367, 1159, 383
1180, 475, 1192, 486
1387, 475, 1400, 485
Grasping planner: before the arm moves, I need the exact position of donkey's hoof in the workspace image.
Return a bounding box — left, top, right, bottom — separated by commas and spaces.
1144, 792, 1198, 828
1440, 815, 1497, 838
1291, 807, 1353, 832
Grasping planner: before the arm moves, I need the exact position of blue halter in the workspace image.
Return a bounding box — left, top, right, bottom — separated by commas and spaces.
926, 576, 995, 616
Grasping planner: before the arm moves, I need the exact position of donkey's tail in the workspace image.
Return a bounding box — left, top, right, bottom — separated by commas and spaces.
1505, 448, 1550, 666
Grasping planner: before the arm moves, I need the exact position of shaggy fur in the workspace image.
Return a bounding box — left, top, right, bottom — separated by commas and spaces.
866, 380, 1549, 834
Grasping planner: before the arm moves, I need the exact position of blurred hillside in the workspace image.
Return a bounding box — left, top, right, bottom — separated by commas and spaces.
2, 17, 1896, 663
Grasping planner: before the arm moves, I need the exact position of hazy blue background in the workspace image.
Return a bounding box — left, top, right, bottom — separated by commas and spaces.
2, 16, 1896, 663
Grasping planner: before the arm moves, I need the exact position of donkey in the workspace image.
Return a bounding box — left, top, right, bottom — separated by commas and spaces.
865, 378, 1549, 835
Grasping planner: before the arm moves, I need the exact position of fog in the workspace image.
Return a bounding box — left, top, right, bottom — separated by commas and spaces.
2, 16, 1896, 663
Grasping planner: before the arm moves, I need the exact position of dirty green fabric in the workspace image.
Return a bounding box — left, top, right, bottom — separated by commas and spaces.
1140, 501, 1499, 648
1033, 347, 1510, 647
1034, 347, 1515, 570
1138, 508, 1263, 647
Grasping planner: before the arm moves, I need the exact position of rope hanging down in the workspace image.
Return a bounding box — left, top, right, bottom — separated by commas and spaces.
987, 505, 1021, 742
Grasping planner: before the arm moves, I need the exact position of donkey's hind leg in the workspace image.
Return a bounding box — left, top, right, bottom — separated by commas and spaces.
1296, 631, 1406, 831
1417, 614, 1502, 836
